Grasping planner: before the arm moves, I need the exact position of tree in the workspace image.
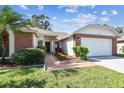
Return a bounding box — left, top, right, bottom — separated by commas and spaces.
115, 27, 123, 34
0, 6, 23, 64
24, 14, 52, 31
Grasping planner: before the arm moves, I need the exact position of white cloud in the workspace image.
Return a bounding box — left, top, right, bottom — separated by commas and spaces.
65, 8, 78, 13
78, 13, 97, 20
111, 10, 119, 15
63, 13, 97, 26
57, 5, 67, 9
52, 16, 56, 20
57, 5, 95, 13
37, 5, 44, 11
101, 10, 119, 16
64, 6, 79, 13
20, 5, 28, 10
57, 5, 95, 9
98, 17, 110, 23
101, 11, 108, 16
82, 5, 96, 9
57, 5, 78, 9
90, 5, 96, 9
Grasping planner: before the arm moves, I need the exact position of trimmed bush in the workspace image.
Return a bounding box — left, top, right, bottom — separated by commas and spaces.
73, 46, 89, 60
37, 46, 47, 52
11, 48, 46, 65
122, 46, 124, 53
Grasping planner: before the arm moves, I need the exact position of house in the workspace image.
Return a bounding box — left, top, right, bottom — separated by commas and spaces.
0, 26, 68, 59
117, 33, 124, 54
0, 24, 119, 59
58, 24, 119, 57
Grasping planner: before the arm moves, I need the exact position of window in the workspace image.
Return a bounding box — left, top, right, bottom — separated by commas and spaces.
38, 40, 43, 46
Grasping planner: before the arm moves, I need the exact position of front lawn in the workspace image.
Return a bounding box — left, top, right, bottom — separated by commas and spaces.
0, 66, 124, 88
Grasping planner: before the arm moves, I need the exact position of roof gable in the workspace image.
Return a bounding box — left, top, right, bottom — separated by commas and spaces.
74, 24, 119, 37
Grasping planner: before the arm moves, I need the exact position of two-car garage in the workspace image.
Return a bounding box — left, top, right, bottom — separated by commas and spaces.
81, 37, 112, 57
59, 24, 118, 57
73, 24, 118, 57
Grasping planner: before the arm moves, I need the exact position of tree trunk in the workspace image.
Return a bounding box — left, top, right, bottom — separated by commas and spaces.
1, 31, 9, 64
1, 47, 7, 64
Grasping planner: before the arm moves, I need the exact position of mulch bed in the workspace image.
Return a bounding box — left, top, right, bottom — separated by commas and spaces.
0, 59, 15, 68
55, 53, 83, 63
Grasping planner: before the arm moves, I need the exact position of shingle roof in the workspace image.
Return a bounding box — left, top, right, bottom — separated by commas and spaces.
31, 27, 58, 37
58, 24, 120, 40
20, 26, 69, 39
20, 24, 119, 41
73, 24, 119, 36
55, 32, 69, 40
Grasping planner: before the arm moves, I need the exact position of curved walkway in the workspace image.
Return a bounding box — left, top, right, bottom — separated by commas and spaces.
45, 54, 97, 71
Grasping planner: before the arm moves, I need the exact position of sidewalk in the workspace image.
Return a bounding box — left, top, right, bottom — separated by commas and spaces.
45, 54, 97, 71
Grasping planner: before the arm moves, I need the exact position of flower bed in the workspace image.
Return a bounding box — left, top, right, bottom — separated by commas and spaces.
55, 53, 83, 63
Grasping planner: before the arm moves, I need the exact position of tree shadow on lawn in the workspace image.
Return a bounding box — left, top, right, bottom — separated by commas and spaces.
0, 68, 36, 76
52, 68, 79, 78
19, 79, 46, 88
0, 78, 46, 88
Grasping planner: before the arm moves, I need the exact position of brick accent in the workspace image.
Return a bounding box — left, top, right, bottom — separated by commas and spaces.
112, 38, 117, 55
15, 32, 34, 52
73, 34, 81, 45
74, 33, 117, 55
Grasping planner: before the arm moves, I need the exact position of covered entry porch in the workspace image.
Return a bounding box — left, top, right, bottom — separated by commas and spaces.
37, 35, 57, 53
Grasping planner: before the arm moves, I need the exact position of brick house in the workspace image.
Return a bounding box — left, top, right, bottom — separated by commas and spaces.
58, 24, 119, 57
0, 24, 119, 58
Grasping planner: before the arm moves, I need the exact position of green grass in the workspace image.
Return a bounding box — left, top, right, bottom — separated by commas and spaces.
0, 66, 124, 88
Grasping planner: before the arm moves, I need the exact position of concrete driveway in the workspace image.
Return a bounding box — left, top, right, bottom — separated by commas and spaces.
88, 56, 124, 73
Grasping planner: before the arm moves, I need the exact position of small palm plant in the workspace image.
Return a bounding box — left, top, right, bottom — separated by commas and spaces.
0, 6, 23, 64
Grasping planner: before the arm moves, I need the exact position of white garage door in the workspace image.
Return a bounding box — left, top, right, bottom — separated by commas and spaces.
81, 37, 112, 57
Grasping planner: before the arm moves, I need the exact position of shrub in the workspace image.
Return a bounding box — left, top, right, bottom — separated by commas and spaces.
55, 48, 63, 53
122, 46, 124, 53
73, 46, 89, 60
11, 48, 46, 65
37, 46, 47, 52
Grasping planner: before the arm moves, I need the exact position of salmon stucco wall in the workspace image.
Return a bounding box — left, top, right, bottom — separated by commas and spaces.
15, 32, 34, 52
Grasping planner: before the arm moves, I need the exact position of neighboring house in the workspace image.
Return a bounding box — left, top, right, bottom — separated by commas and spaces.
58, 24, 119, 57
117, 33, 124, 54
0, 24, 119, 59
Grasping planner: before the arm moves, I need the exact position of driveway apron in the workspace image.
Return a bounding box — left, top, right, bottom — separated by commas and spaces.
88, 56, 124, 73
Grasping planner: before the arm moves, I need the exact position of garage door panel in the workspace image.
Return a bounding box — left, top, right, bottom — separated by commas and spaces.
81, 37, 112, 57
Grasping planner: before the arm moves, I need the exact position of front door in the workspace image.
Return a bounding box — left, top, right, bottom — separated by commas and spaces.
45, 42, 50, 52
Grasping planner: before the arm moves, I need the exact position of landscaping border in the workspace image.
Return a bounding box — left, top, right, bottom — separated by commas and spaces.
0, 64, 44, 70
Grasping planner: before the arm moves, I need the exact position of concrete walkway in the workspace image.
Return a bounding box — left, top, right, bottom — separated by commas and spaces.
45, 54, 97, 71
88, 56, 124, 73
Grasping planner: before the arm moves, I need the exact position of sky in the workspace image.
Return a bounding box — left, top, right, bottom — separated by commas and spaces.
4, 5, 124, 33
